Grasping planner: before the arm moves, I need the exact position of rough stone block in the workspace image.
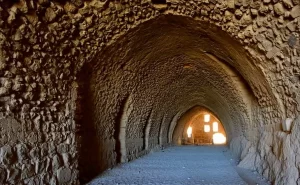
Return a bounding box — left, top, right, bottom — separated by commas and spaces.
57, 167, 72, 184
0, 166, 7, 184
0, 145, 16, 166
291, 5, 300, 18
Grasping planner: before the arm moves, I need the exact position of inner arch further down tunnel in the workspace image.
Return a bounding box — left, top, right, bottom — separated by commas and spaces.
172, 106, 228, 146
76, 15, 278, 183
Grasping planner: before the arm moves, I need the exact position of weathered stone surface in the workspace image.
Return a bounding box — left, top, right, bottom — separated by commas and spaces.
16, 143, 28, 161
7, 168, 20, 184
0, 87, 8, 96
21, 164, 35, 179
62, 153, 71, 167
64, 2, 78, 13
287, 21, 296, 32
288, 34, 298, 47
274, 3, 285, 15
0, 166, 6, 184
227, 0, 235, 9
0, 0, 299, 184
57, 167, 72, 184
0, 145, 16, 166
283, 0, 294, 9
238, 146, 257, 170
291, 5, 300, 18
52, 155, 63, 172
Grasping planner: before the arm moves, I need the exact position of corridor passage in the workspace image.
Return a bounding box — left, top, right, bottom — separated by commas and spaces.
89, 146, 247, 185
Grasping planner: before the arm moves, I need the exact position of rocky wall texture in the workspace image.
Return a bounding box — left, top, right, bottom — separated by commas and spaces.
0, 0, 299, 184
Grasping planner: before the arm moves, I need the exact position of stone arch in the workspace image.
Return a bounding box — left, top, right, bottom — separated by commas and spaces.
143, 108, 153, 150
73, 12, 281, 181
168, 112, 181, 143
1, 0, 299, 184
172, 106, 223, 143
116, 94, 133, 163
172, 106, 228, 145
158, 115, 165, 146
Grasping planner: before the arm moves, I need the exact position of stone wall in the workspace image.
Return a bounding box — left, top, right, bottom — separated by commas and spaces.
0, 0, 299, 184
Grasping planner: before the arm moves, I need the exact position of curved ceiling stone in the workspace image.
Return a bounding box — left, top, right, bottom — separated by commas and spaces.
88, 14, 264, 141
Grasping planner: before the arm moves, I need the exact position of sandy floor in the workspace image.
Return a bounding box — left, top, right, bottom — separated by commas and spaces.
89, 146, 269, 185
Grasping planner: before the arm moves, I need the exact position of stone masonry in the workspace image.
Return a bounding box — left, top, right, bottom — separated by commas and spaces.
0, 0, 299, 184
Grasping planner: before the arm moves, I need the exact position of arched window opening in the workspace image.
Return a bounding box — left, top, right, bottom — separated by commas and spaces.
213, 122, 218, 132
204, 114, 210, 122
187, 126, 192, 138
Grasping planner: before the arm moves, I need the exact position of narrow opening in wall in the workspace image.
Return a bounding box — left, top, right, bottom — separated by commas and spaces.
204, 114, 210, 122
187, 126, 192, 138
213, 122, 218, 132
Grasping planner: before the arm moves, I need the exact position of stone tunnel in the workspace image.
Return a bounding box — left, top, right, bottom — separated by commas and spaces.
0, 0, 299, 184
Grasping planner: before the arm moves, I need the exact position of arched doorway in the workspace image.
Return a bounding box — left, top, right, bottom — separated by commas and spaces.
183, 111, 227, 145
